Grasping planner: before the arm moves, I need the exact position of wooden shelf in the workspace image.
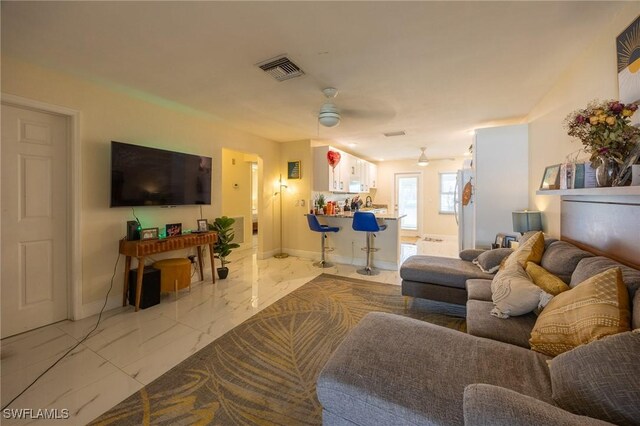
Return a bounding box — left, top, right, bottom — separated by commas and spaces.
536, 186, 640, 196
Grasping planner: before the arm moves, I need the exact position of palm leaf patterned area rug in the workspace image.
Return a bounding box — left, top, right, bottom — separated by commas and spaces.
91, 274, 465, 425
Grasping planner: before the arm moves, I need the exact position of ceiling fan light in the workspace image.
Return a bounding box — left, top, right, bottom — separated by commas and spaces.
417, 147, 429, 166
319, 103, 341, 127
319, 113, 340, 127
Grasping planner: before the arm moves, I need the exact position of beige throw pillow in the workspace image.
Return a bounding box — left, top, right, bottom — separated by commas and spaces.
526, 262, 570, 296
491, 263, 545, 319
530, 268, 630, 357
503, 231, 545, 269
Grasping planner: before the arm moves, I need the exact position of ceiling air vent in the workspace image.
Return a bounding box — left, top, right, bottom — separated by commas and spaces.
384, 131, 406, 137
257, 55, 304, 82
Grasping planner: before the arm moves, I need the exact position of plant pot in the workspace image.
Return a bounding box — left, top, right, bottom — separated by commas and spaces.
217, 267, 229, 279
596, 158, 619, 187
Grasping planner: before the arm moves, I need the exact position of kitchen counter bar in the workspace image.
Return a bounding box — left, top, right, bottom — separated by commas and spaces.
314, 213, 405, 220
306, 214, 405, 270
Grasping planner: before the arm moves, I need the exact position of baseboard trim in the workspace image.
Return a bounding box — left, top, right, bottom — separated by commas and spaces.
76, 294, 122, 320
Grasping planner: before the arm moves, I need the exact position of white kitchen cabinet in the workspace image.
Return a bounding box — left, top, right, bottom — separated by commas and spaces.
313, 147, 377, 193
366, 161, 377, 189
313, 146, 349, 192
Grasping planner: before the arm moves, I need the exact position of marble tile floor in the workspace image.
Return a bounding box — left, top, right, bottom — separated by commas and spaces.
1, 239, 431, 425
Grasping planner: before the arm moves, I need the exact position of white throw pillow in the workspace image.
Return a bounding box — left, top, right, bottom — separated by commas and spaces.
491, 263, 545, 318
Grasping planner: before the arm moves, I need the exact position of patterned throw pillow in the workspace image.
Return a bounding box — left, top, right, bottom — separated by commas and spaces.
530, 268, 631, 357
503, 231, 545, 269
491, 263, 544, 319
526, 262, 570, 296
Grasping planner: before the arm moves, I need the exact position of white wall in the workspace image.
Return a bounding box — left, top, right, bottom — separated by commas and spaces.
527, 5, 640, 237
280, 140, 315, 256
376, 157, 465, 236
474, 124, 529, 247
1, 56, 281, 317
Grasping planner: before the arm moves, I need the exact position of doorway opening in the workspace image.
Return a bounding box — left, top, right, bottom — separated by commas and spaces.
220, 148, 261, 252
394, 172, 422, 237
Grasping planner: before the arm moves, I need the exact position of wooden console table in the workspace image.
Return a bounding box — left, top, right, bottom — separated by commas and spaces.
119, 232, 218, 311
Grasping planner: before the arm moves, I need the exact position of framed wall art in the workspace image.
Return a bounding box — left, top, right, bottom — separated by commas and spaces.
287, 160, 301, 179
617, 15, 640, 105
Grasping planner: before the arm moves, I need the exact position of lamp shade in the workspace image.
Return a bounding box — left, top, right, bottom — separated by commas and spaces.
512, 210, 542, 234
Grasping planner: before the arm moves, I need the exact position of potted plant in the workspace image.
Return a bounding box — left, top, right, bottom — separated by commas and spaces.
316, 193, 326, 214
208, 216, 240, 279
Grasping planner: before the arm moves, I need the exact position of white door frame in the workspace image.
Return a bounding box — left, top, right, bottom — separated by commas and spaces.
394, 172, 423, 236
1, 93, 83, 321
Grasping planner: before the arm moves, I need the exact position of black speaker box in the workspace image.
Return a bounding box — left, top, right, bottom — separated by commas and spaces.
127, 220, 140, 241
128, 267, 161, 309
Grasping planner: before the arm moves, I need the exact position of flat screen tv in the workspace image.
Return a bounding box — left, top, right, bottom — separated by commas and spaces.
110, 141, 212, 207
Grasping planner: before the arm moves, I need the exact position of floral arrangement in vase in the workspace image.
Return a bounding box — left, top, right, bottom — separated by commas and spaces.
564, 100, 639, 168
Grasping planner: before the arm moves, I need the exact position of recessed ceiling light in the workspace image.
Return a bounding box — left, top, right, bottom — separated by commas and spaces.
348, 143, 357, 147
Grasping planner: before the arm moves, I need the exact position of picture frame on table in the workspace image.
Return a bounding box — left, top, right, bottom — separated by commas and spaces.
140, 227, 159, 240
503, 235, 517, 248
165, 223, 182, 237
197, 219, 208, 232
493, 233, 505, 249
540, 164, 561, 190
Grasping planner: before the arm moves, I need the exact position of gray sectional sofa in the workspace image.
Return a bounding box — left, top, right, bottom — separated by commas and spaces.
316, 239, 640, 425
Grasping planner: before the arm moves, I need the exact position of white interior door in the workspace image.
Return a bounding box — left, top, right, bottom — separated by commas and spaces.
1, 104, 69, 338
394, 173, 421, 236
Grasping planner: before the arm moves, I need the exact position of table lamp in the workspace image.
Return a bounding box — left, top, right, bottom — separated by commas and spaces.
512, 210, 542, 234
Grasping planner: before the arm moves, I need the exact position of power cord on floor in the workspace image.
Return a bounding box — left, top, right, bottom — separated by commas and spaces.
1, 248, 122, 410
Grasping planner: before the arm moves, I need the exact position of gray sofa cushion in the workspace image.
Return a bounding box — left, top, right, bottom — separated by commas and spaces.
400, 255, 494, 290
550, 331, 640, 426
317, 312, 552, 426
466, 300, 536, 348
459, 249, 485, 262
472, 248, 513, 273
466, 279, 492, 302
541, 241, 593, 283
571, 256, 640, 296
463, 384, 613, 426
571, 256, 640, 329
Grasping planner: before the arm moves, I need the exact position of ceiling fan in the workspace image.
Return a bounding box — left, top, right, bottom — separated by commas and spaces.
318, 87, 341, 128
317, 87, 397, 129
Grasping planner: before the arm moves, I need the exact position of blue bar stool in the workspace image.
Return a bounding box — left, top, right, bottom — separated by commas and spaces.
352, 211, 387, 275
307, 215, 340, 268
